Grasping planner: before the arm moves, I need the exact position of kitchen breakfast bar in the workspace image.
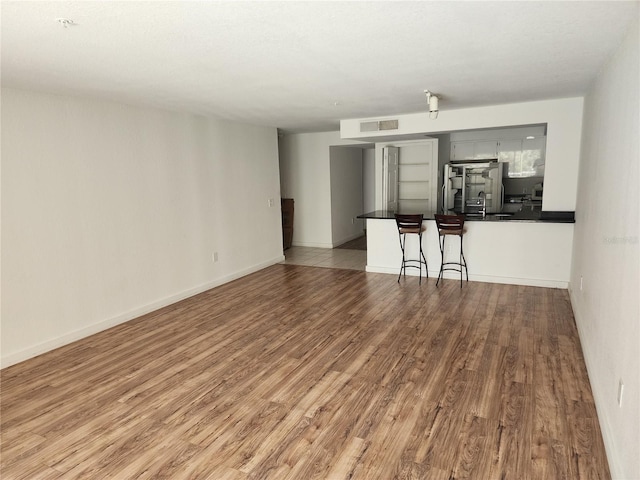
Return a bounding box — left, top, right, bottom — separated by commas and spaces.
358, 210, 575, 288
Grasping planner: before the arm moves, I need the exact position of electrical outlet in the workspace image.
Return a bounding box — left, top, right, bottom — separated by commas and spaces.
351, 218, 355, 224
617, 379, 624, 407
268, 198, 275, 207
212, 252, 219, 263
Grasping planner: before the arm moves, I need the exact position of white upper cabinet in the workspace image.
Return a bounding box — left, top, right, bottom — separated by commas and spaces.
497, 139, 523, 176
498, 137, 546, 177
451, 131, 546, 179
474, 140, 499, 159
451, 140, 498, 160
521, 137, 546, 177
451, 141, 475, 160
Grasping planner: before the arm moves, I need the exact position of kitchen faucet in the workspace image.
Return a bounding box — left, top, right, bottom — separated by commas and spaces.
477, 191, 486, 218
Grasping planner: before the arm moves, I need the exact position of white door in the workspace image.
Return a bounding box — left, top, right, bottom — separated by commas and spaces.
383, 146, 399, 211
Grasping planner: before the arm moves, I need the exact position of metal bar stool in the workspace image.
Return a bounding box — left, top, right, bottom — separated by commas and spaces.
394, 214, 428, 284
434, 214, 468, 288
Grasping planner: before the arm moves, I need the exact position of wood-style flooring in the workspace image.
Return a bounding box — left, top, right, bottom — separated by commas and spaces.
281, 246, 366, 271
1, 264, 610, 479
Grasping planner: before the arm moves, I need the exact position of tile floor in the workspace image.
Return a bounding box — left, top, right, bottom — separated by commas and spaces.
280, 246, 367, 271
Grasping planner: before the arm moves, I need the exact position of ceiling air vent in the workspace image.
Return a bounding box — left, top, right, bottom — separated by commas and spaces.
360, 119, 399, 132
379, 120, 399, 130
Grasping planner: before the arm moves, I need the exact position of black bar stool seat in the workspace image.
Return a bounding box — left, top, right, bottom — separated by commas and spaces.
394, 214, 428, 284
434, 214, 468, 288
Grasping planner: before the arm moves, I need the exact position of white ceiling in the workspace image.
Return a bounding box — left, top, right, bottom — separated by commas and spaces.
2, 1, 638, 133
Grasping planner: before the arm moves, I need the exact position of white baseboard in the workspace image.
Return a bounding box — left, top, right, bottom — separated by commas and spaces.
365, 265, 568, 289
1, 255, 285, 369
291, 241, 333, 249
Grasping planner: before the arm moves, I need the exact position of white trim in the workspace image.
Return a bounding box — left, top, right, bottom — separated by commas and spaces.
0, 255, 285, 369
365, 265, 568, 289
291, 241, 334, 249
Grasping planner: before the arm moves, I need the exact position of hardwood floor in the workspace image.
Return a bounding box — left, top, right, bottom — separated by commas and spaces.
281, 246, 366, 271
1, 265, 610, 479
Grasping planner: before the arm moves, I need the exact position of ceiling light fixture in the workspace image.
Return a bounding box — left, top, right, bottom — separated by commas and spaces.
424, 90, 439, 119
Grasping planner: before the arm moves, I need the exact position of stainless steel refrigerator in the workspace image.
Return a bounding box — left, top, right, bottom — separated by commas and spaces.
443, 160, 504, 214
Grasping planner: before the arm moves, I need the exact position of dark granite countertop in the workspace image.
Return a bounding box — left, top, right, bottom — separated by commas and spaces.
357, 209, 575, 223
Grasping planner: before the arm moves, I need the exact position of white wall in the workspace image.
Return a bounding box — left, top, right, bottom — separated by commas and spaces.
279, 132, 334, 247
433, 133, 451, 212
569, 17, 639, 480
279, 131, 366, 248
363, 148, 376, 214
341, 97, 584, 212
330, 147, 364, 246
1, 88, 283, 367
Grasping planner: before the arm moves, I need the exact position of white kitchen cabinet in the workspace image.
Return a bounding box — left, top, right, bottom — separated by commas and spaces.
498, 139, 523, 177
452, 137, 546, 178
474, 140, 499, 159
498, 137, 546, 177
451, 141, 475, 160
522, 137, 546, 177
451, 140, 498, 160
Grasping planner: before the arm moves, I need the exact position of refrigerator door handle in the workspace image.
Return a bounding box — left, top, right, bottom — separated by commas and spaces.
501, 183, 505, 211
442, 184, 446, 213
